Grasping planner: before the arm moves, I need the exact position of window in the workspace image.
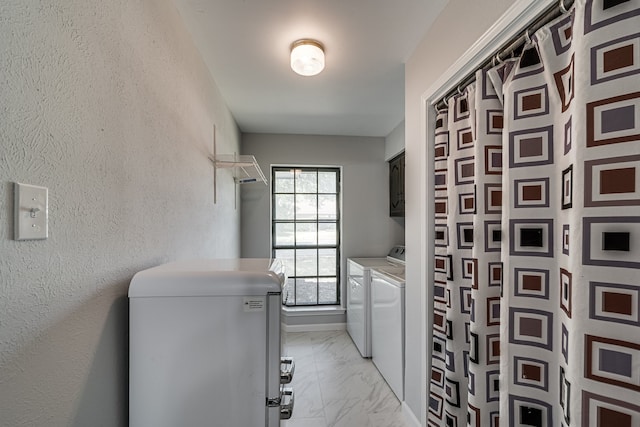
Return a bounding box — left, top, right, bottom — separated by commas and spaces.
272, 167, 341, 306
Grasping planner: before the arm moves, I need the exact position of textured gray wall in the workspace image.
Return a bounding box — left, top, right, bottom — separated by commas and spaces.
0, 1, 241, 425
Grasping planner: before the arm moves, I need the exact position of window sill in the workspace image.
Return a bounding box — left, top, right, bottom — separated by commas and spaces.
282, 305, 345, 317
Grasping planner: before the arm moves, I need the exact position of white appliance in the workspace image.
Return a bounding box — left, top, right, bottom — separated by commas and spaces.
346, 246, 405, 358
128, 258, 294, 427
371, 262, 405, 401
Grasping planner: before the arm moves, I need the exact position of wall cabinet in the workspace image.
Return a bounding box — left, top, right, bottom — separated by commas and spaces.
389, 152, 405, 217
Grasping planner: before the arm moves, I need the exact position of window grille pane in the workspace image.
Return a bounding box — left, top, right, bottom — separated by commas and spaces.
318, 223, 337, 245
283, 278, 295, 305
275, 170, 295, 193
275, 223, 295, 246
295, 170, 317, 193
295, 194, 317, 220
318, 194, 337, 220
296, 223, 317, 246
272, 166, 340, 307
296, 249, 317, 276
295, 278, 318, 305
319, 248, 337, 275
318, 171, 337, 193
318, 278, 338, 304
275, 195, 295, 220
274, 249, 295, 276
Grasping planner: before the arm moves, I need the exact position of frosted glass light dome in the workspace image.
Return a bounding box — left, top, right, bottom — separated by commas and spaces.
290, 40, 325, 76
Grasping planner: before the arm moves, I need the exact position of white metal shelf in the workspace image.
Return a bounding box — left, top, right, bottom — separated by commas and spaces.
210, 153, 267, 185
209, 125, 267, 207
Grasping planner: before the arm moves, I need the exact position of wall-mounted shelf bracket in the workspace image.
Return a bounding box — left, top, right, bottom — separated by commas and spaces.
209, 125, 267, 206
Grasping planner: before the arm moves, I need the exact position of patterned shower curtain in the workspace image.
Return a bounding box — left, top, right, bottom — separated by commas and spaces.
428, 1, 640, 426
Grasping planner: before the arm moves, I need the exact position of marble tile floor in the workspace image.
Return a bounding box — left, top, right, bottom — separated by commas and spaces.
281, 330, 411, 427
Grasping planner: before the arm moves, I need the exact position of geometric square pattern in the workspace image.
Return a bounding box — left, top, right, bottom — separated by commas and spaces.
549, 12, 574, 55
562, 323, 569, 364
432, 366, 446, 388
562, 224, 570, 255
554, 54, 575, 112
514, 268, 549, 299
487, 334, 501, 365
485, 145, 503, 174
429, 392, 444, 419
509, 308, 553, 350
486, 370, 500, 402
586, 92, 640, 147
488, 262, 503, 287
514, 356, 549, 391
560, 367, 571, 424
584, 0, 640, 33
430, 9, 640, 419
484, 221, 502, 252
487, 297, 501, 326
484, 184, 503, 214
461, 258, 478, 289
582, 217, 640, 269
562, 165, 573, 209
457, 127, 474, 151
514, 177, 550, 208
486, 111, 504, 135
468, 404, 481, 427
513, 85, 549, 119
435, 196, 448, 216
589, 281, 640, 326
422, 5, 640, 425
508, 395, 552, 427
455, 156, 476, 185
509, 126, 554, 168
585, 334, 640, 392
590, 33, 640, 85
434, 280, 448, 305
434, 308, 447, 336
435, 169, 448, 190
581, 391, 640, 426
435, 254, 454, 280
459, 192, 476, 215
445, 378, 461, 407
560, 268, 573, 318
510, 219, 554, 257
564, 117, 573, 155
584, 155, 640, 207
457, 222, 475, 249
435, 225, 449, 248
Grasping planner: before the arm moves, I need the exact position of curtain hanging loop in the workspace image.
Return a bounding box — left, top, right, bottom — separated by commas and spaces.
559, 0, 569, 14
524, 29, 532, 45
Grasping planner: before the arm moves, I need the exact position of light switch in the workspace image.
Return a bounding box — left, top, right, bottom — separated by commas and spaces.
14, 182, 48, 240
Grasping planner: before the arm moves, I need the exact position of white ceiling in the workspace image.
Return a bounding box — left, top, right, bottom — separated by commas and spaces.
171, 0, 447, 137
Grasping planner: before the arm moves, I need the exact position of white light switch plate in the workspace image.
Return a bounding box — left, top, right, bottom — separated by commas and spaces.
14, 182, 48, 240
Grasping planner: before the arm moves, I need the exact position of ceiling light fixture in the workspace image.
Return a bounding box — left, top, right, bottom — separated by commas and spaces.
290, 39, 325, 76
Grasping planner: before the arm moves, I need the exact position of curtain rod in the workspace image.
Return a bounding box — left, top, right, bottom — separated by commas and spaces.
434, 0, 575, 111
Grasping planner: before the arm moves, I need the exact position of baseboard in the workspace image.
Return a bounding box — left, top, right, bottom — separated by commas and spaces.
402, 402, 421, 427
283, 323, 346, 333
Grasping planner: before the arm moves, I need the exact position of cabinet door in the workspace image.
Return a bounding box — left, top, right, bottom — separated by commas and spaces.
389, 153, 405, 217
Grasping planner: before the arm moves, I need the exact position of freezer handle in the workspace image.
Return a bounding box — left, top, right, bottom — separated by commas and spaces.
280, 357, 295, 384
280, 387, 294, 420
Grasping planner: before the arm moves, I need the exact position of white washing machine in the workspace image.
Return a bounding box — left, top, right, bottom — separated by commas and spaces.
371, 264, 405, 401
346, 246, 405, 358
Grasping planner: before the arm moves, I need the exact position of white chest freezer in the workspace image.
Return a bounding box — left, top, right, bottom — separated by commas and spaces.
128, 258, 293, 427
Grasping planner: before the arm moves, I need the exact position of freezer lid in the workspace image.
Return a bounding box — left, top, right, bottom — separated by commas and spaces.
129, 258, 285, 297
348, 257, 394, 269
